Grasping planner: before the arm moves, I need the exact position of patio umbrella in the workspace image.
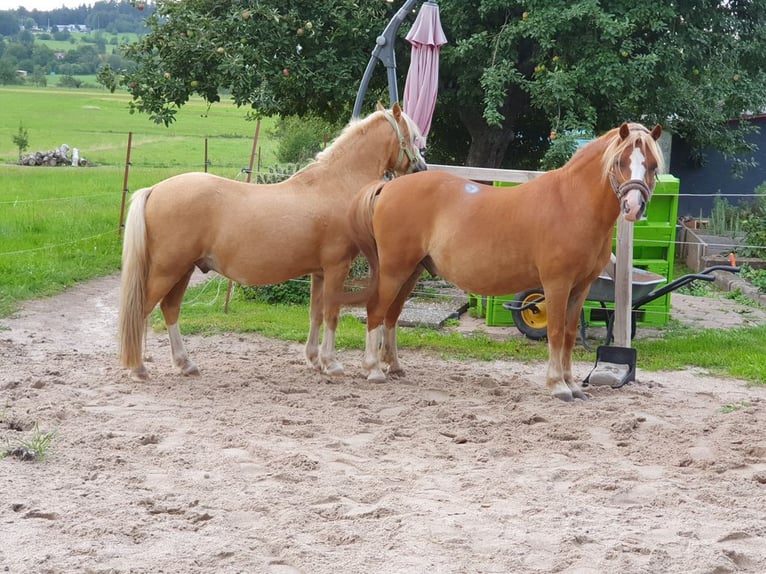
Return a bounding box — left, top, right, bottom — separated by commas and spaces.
402, 1, 447, 148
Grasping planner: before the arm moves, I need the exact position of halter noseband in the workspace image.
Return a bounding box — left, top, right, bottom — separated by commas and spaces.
383, 110, 421, 176
609, 171, 654, 205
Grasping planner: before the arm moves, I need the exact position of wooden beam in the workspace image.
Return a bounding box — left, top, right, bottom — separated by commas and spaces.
428, 163, 543, 183
613, 219, 634, 347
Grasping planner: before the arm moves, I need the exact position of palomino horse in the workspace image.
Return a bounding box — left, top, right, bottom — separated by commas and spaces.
346, 122, 663, 401
118, 103, 425, 382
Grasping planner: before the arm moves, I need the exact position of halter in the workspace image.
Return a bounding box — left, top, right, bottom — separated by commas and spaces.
383, 110, 421, 176
608, 131, 656, 205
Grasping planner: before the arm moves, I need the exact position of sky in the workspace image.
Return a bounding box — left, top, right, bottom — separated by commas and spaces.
0, 1, 91, 10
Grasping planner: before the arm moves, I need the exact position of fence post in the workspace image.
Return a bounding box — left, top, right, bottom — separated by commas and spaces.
225, 118, 262, 313
613, 219, 634, 347
118, 131, 133, 237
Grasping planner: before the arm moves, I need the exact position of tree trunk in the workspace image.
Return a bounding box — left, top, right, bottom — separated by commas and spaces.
459, 108, 516, 168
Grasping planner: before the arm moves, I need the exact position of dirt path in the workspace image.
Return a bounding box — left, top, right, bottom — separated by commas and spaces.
2, 275, 765, 573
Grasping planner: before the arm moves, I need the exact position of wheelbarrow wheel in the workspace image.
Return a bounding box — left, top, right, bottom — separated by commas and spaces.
511, 288, 548, 340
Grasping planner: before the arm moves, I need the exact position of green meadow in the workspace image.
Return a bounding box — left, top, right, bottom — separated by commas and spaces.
1, 85, 277, 316
1, 86, 276, 171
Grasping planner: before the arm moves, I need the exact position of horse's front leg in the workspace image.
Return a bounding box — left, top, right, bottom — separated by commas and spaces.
543, 289, 574, 401
562, 288, 591, 400
304, 273, 323, 371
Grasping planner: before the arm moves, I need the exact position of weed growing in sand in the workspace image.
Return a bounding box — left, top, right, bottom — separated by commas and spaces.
1, 422, 55, 462
720, 401, 752, 414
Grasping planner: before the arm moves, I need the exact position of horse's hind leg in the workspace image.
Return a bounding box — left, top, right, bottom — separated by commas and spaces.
305, 273, 324, 371
379, 269, 421, 376
158, 269, 199, 377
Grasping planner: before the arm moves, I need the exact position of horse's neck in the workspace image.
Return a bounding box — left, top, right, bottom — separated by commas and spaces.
564, 142, 621, 227
307, 138, 388, 187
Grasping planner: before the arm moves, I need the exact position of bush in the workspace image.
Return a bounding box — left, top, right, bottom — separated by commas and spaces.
540, 132, 579, 170
739, 183, 766, 259
58, 74, 82, 88
741, 264, 766, 293
272, 114, 341, 165
242, 278, 311, 306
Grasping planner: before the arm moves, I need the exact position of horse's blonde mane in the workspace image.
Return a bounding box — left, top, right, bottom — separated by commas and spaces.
313, 107, 422, 164
598, 123, 665, 182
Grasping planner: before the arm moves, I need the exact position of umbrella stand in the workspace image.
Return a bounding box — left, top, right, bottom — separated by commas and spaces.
352, 0, 420, 118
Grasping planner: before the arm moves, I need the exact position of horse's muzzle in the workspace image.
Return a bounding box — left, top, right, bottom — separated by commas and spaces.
413, 157, 428, 173
622, 195, 646, 222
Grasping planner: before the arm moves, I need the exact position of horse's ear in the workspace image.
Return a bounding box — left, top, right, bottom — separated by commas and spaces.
650, 124, 662, 141
376, 101, 385, 112
392, 101, 402, 119
619, 123, 630, 140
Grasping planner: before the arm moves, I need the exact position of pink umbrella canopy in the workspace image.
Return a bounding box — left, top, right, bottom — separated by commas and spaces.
403, 1, 447, 148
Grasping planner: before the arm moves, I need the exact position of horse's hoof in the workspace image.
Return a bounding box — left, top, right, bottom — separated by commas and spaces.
570, 387, 589, 400
323, 363, 345, 376
367, 371, 387, 383
552, 390, 574, 402
181, 363, 200, 376
129, 366, 149, 382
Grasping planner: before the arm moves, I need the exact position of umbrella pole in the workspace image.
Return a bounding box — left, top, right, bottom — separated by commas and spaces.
352, 0, 420, 118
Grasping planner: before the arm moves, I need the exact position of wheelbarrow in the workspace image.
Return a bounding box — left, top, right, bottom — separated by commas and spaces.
503, 263, 741, 346
503, 262, 740, 389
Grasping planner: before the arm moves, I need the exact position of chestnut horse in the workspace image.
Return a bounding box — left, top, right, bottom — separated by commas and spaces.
346, 123, 663, 401
119, 103, 425, 382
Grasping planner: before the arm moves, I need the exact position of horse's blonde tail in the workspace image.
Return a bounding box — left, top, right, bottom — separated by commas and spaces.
118, 187, 152, 369
334, 181, 384, 307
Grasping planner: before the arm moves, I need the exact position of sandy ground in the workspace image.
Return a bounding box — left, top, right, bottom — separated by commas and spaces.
2, 274, 766, 574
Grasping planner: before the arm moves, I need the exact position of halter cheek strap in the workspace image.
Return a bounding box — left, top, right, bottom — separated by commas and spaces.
383, 111, 421, 176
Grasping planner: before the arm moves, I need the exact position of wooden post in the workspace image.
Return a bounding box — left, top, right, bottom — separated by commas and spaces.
246, 118, 261, 184
204, 137, 209, 172
118, 131, 133, 237
613, 218, 634, 347
225, 118, 262, 313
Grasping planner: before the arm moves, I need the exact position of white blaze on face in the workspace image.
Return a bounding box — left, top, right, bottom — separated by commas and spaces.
623, 145, 647, 222
629, 146, 647, 181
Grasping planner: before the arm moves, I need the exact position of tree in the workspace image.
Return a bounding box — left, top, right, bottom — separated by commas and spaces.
0, 11, 19, 37
12, 123, 29, 160
109, 0, 766, 170
104, 0, 391, 126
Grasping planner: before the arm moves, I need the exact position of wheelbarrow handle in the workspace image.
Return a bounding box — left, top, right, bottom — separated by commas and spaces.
632, 265, 740, 309
699, 265, 741, 275
503, 297, 545, 312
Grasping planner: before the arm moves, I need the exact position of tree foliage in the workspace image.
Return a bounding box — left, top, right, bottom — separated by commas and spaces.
109, 0, 766, 170
114, 0, 392, 126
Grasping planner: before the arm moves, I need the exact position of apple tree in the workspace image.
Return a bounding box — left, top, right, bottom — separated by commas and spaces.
110, 0, 766, 171
108, 0, 392, 126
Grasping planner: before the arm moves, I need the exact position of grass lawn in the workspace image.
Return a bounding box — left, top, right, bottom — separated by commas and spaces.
1, 86, 277, 173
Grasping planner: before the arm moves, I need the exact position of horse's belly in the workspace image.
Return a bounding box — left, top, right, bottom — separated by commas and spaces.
430, 249, 539, 296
